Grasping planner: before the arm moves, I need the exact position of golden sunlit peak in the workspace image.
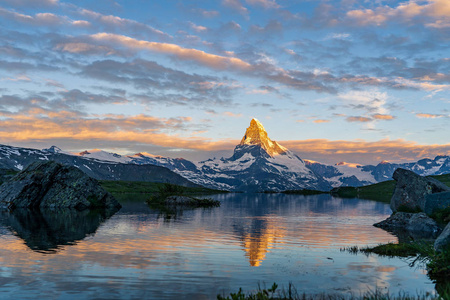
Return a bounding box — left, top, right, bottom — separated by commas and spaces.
239, 118, 288, 157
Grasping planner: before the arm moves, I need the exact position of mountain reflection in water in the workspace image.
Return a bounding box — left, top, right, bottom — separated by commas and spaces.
0, 193, 439, 299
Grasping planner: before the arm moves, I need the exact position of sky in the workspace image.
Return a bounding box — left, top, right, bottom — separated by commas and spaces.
0, 0, 449, 165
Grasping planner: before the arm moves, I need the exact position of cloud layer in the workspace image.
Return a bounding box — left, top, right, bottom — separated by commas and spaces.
0, 0, 448, 163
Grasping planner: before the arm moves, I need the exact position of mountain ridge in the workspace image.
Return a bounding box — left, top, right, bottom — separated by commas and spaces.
1, 119, 449, 191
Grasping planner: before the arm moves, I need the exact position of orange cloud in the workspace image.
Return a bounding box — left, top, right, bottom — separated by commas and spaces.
416, 113, 444, 118
313, 119, 330, 123
282, 139, 450, 164
372, 114, 395, 120
90, 33, 252, 71
223, 112, 243, 118
0, 112, 237, 152
1, 112, 449, 164
346, 116, 372, 122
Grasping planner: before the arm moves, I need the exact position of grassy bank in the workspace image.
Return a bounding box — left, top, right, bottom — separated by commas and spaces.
100, 180, 225, 196
146, 183, 221, 207
282, 189, 327, 195
331, 173, 450, 203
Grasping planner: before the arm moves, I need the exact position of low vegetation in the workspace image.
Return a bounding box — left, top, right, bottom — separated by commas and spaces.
282, 189, 327, 195
431, 207, 450, 225
146, 183, 221, 208
100, 180, 224, 196
331, 174, 450, 203
100, 180, 223, 209
217, 282, 448, 300
0, 168, 18, 186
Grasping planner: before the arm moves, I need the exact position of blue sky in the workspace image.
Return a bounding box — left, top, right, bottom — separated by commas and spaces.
0, 0, 449, 164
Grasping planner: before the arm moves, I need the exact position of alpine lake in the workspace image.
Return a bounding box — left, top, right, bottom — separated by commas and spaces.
0, 192, 445, 299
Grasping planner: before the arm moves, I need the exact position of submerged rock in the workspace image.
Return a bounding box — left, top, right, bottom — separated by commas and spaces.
374, 212, 441, 239
390, 168, 449, 213
0, 161, 121, 210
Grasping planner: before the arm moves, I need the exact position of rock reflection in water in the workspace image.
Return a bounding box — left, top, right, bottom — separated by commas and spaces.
1, 207, 119, 253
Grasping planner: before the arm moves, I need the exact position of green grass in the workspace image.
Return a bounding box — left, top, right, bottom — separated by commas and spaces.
355, 180, 396, 203
341, 242, 423, 257
100, 180, 224, 196
330, 182, 395, 203
330, 186, 358, 198
145, 183, 221, 208
432, 174, 450, 187
0, 168, 18, 186
332, 174, 450, 204
217, 282, 447, 299
431, 207, 450, 225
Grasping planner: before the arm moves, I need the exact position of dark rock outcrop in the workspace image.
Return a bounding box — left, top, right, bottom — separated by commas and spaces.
435, 222, 450, 252
0, 161, 121, 210
390, 168, 450, 213
374, 212, 441, 239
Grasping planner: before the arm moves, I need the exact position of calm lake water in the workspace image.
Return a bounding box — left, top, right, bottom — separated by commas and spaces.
0, 194, 438, 299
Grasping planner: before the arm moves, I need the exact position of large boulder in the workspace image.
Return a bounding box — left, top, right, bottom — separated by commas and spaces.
390, 168, 450, 213
0, 161, 121, 210
374, 212, 441, 239
435, 222, 450, 252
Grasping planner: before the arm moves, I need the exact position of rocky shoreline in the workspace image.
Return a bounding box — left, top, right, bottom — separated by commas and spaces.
374, 168, 450, 252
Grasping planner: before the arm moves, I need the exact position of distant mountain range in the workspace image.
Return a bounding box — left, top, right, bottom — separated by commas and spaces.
0, 145, 199, 188
1, 118, 449, 192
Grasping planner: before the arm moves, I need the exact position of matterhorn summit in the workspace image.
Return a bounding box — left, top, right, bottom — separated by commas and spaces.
199, 118, 331, 191
239, 119, 287, 157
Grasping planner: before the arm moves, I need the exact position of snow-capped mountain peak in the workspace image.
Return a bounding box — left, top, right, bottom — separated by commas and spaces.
42, 145, 63, 154
77, 149, 132, 163
132, 152, 161, 158
239, 118, 287, 157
